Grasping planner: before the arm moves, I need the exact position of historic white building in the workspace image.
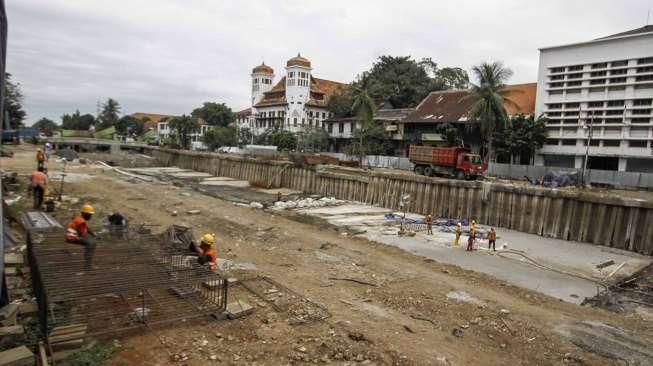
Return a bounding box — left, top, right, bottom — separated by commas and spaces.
236, 54, 345, 135
535, 26, 653, 172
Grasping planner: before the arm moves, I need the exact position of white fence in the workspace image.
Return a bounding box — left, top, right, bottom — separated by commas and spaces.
488, 163, 653, 189
323, 153, 414, 170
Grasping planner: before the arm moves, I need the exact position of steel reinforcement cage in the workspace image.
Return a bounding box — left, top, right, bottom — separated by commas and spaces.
27, 227, 228, 343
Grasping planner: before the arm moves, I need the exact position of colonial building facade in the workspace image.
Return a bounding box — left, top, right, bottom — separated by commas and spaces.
236, 54, 346, 135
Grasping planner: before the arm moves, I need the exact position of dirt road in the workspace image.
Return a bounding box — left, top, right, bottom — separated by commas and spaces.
3, 145, 652, 365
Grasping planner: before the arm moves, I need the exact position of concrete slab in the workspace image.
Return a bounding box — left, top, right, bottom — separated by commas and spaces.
3, 254, 23, 266
298, 204, 653, 304
199, 180, 250, 187
18, 303, 37, 316
0, 305, 18, 325
0, 346, 34, 366
255, 188, 302, 195
168, 172, 214, 178
202, 177, 236, 181
225, 300, 254, 319
3, 268, 16, 276
0, 325, 23, 337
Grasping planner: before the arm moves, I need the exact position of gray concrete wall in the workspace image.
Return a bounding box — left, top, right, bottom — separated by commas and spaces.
488, 162, 653, 189
152, 148, 653, 256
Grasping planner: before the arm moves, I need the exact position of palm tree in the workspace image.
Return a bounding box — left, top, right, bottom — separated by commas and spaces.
348, 79, 380, 165
464, 62, 515, 162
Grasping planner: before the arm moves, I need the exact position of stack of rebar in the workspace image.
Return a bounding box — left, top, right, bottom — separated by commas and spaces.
27, 230, 227, 342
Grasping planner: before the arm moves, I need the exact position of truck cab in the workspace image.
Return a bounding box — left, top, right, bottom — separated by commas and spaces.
456, 153, 485, 179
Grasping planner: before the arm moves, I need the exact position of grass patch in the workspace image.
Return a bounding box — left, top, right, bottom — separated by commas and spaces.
66, 343, 118, 366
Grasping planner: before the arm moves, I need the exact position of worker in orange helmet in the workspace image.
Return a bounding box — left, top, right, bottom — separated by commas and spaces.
36, 148, 45, 170
65, 204, 97, 270
189, 233, 217, 272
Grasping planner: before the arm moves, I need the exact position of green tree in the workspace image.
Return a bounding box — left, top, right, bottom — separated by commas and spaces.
237, 127, 253, 146
4, 74, 26, 128
326, 88, 354, 118
434, 67, 469, 89
435, 123, 462, 147
168, 115, 199, 149
32, 117, 59, 136
61, 110, 96, 130
270, 129, 297, 151
494, 115, 547, 164
346, 82, 389, 164
298, 126, 330, 152
203, 126, 237, 150
191, 102, 235, 127
115, 115, 144, 136
97, 98, 121, 130
464, 61, 514, 162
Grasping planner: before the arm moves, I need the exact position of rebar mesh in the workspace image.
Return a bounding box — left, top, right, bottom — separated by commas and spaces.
27, 229, 228, 343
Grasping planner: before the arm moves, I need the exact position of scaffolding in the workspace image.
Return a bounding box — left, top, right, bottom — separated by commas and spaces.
26, 226, 228, 344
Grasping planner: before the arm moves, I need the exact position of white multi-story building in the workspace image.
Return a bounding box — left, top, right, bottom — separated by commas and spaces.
236, 54, 345, 135
535, 26, 653, 172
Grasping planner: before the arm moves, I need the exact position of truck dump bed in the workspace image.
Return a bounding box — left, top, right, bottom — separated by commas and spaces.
409, 146, 461, 167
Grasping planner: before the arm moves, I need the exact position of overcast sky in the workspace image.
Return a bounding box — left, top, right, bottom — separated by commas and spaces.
7, 0, 652, 124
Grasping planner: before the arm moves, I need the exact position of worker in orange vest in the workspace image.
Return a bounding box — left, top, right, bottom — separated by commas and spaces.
36, 148, 45, 169
189, 233, 217, 272
426, 214, 433, 235
30, 166, 48, 209
487, 228, 497, 251
65, 204, 97, 270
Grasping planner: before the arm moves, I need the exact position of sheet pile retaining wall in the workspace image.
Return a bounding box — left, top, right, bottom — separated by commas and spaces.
152, 148, 653, 256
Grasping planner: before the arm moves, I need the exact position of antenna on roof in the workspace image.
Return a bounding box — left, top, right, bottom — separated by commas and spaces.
647, 8, 651, 25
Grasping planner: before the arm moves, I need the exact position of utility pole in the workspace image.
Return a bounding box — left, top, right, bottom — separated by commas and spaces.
580, 111, 595, 186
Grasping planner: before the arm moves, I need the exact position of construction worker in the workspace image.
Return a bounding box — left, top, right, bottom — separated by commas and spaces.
466, 224, 476, 251
44, 142, 53, 161
65, 204, 97, 270
454, 223, 462, 246
488, 228, 497, 251
470, 220, 477, 233
36, 148, 45, 170
426, 214, 433, 235
30, 166, 48, 209
189, 233, 217, 272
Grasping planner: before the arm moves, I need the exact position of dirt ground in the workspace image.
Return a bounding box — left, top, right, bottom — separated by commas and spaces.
3, 144, 653, 365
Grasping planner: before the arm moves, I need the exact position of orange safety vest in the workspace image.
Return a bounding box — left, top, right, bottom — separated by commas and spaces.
488, 231, 496, 241
201, 247, 217, 272
65, 215, 88, 242
36, 151, 45, 162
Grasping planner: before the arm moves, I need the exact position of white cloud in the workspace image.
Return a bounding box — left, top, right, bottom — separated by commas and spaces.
7, 0, 651, 124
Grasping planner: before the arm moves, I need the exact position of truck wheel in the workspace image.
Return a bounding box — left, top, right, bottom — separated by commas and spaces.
424, 166, 433, 177
415, 166, 424, 175
455, 171, 465, 180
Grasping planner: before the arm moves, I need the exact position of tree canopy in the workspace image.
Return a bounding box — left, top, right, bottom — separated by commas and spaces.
191, 102, 235, 127
298, 126, 330, 152
203, 126, 237, 150
464, 61, 514, 161
255, 128, 297, 151
168, 115, 199, 149
32, 118, 59, 136
327, 56, 469, 117
61, 110, 96, 130
115, 115, 144, 136
97, 98, 121, 130
494, 115, 547, 165
4, 74, 26, 129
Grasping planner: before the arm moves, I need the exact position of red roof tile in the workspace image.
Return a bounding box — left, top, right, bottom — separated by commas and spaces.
131, 112, 176, 130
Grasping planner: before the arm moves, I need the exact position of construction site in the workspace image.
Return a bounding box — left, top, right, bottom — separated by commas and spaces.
0, 143, 651, 365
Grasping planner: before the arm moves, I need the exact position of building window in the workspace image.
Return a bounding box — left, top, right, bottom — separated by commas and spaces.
588, 101, 604, 108
609, 77, 626, 84
564, 119, 579, 124
550, 82, 564, 88
608, 86, 626, 91
550, 75, 565, 80
302, 118, 305, 125
607, 100, 625, 107
568, 65, 583, 71
561, 139, 576, 146
637, 57, 653, 65
611, 60, 628, 67
635, 83, 653, 90
589, 87, 605, 93
603, 140, 620, 147
567, 73, 583, 79
564, 111, 579, 116
565, 103, 580, 109
632, 109, 652, 115
636, 75, 653, 82
633, 99, 652, 106
590, 71, 607, 77
546, 139, 559, 145
591, 62, 607, 69
631, 118, 651, 123
293, 118, 297, 126
605, 110, 623, 116
338, 123, 344, 133
590, 79, 606, 85
567, 81, 582, 87
584, 139, 600, 146
548, 103, 562, 109
328, 123, 333, 133
610, 69, 627, 75
550, 90, 563, 96
550, 67, 565, 73
567, 89, 581, 94
637, 66, 653, 73
547, 112, 562, 117
628, 140, 648, 148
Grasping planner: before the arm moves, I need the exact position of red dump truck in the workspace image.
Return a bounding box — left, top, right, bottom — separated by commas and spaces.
408, 145, 485, 179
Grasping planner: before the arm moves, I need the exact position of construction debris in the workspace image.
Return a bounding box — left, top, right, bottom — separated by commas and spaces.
0, 345, 34, 366
225, 300, 254, 319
